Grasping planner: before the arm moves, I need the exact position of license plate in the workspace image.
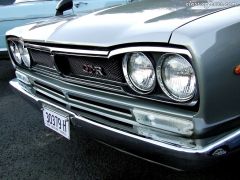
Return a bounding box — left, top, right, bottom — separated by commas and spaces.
43, 107, 70, 140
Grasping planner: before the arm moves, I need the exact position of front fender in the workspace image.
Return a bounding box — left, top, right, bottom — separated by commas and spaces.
170, 6, 240, 136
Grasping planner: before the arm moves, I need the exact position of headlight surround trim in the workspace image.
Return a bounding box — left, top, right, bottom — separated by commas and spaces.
122, 52, 156, 94
9, 40, 22, 65
8, 39, 31, 68
18, 40, 31, 68
157, 53, 197, 102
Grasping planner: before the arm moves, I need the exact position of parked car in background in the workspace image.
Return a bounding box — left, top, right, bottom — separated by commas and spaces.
0, 0, 131, 59
7, 0, 240, 171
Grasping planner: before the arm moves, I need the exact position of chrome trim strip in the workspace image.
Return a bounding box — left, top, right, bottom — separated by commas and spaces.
50, 47, 109, 56
108, 47, 193, 58
10, 78, 240, 154
25, 43, 192, 58
0, 48, 7, 52
25, 44, 109, 56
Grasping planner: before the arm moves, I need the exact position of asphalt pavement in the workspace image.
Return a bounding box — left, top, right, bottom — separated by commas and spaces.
0, 60, 240, 180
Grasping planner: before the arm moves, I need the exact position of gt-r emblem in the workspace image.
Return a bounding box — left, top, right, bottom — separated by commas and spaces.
82, 64, 105, 76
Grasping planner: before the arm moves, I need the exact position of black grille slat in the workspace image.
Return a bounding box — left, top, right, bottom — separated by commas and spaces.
34, 81, 65, 97
68, 94, 132, 116
71, 106, 134, 132
35, 91, 66, 107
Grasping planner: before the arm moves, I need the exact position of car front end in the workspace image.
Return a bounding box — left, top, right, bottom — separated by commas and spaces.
6, 0, 240, 170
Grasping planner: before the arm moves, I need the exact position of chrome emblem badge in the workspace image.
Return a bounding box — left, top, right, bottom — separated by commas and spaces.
82, 64, 105, 76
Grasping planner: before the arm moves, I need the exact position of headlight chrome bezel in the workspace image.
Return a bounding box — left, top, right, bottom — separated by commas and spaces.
9, 40, 22, 65
122, 52, 156, 94
18, 40, 31, 68
8, 38, 31, 68
157, 53, 197, 102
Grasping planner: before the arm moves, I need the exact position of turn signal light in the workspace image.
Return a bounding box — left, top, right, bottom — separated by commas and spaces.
133, 108, 194, 136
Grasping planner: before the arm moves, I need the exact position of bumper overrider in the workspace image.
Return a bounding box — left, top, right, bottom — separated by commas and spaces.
9, 70, 240, 171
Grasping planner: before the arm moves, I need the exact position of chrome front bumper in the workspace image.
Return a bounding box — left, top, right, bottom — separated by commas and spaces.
9, 78, 240, 170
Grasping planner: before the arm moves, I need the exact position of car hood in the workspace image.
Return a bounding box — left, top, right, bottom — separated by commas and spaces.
7, 0, 229, 47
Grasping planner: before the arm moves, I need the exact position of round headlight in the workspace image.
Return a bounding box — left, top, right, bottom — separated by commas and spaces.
18, 42, 31, 67
157, 54, 196, 102
9, 41, 22, 65
123, 52, 156, 94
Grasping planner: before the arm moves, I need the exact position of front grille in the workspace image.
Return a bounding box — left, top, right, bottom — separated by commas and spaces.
29, 49, 54, 68
26, 43, 198, 108
29, 48, 125, 83
33, 80, 135, 133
